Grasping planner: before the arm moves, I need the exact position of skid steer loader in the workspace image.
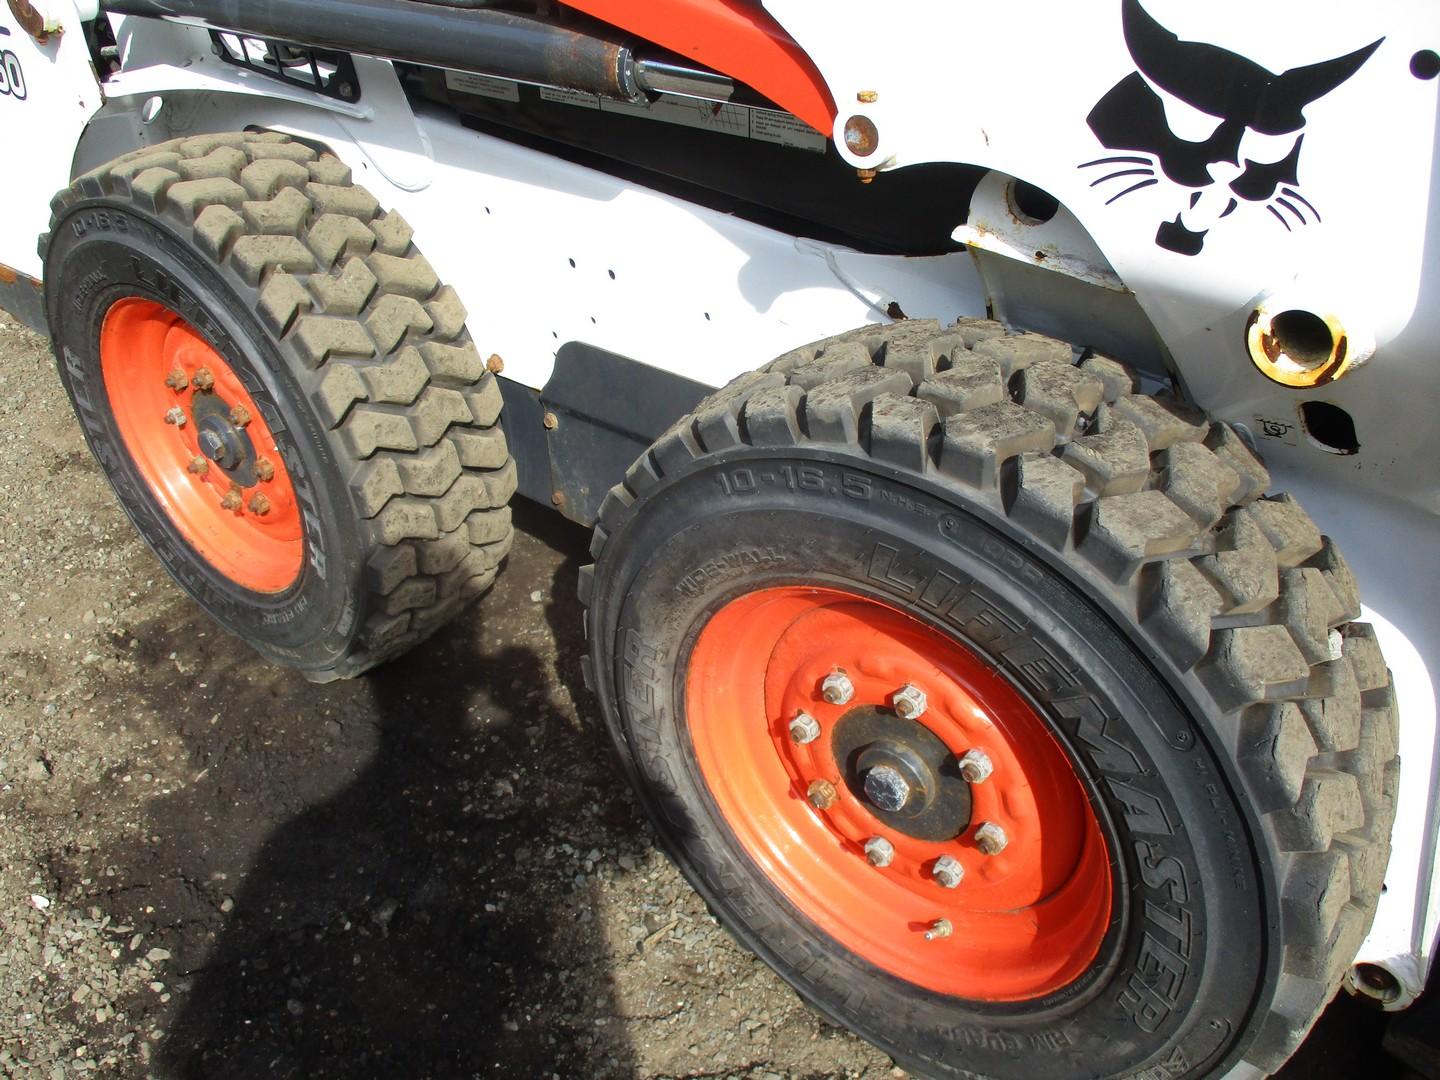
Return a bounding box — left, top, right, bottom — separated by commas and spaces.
1, 1, 1435, 1076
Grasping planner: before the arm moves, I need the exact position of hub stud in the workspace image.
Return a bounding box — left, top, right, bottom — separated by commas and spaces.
186, 456, 210, 476
924, 918, 953, 941
891, 683, 927, 720
821, 669, 854, 705
807, 779, 838, 810
958, 749, 993, 784
974, 821, 1008, 856
789, 711, 821, 745
164, 406, 187, 427
165, 368, 189, 391
192, 367, 215, 391
863, 836, 895, 868
932, 854, 964, 889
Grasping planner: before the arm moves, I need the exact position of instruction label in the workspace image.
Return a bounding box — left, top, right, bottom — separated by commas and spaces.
444, 70, 520, 102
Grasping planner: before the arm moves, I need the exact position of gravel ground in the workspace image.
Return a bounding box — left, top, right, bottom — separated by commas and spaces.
0, 309, 1402, 1079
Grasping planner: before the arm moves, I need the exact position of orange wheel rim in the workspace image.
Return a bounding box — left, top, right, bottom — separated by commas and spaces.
100, 298, 303, 594
687, 587, 1112, 1001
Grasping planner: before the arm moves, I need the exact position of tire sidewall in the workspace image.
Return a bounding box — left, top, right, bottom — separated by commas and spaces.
592, 449, 1264, 1079
46, 198, 365, 670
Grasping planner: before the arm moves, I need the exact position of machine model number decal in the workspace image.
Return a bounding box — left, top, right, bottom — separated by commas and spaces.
0, 41, 27, 101
1081, 0, 1380, 255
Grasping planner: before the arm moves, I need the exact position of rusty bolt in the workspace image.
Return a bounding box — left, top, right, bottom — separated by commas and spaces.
856, 90, 878, 104
542, 411, 559, 430
486, 353, 505, 374
924, 918, 953, 941
186, 456, 210, 476
806, 778, 837, 811
255, 457, 276, 482
551, 490, 566, 507
788, 711, 821, 745
821, 669, 854, 706
164, 406, 187, 427
247, 492, 271, 516
958, 749, 994, 785
229, 404, 252, 428
892, 683, 927, 720
192, 367, 216, 391
863, 836, 895, 868
856, 168, 877, 184
165, 368, 189, 392
974, 821, 1009, 856
221, 487, 244, 512
844, 114, 880, 156
932, 854, 965, 889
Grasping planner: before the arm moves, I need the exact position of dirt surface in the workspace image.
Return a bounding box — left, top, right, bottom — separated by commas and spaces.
0, 309, 1401, 1079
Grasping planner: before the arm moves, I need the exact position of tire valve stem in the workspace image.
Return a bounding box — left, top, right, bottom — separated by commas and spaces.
165, 368, 189, 392
164, 406, 187, 427
221, 486, 244, 513
192, 367, 216, 392
187, 456, 210, 476
248, 492, 271, 516
806, 779, 837, 810
924, 918, 953, 941
229, 404, 252, 428
255, 458, 276, 483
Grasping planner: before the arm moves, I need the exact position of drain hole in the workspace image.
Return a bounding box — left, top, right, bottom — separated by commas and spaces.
1268, 310, 1334, 369
1351, 963, 1401, 1005
1007, 181, 1060, 225
1300, 401, 1359, 455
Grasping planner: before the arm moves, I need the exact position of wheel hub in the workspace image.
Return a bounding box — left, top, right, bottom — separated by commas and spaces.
191, 393, 259, 485
833, 707, 972, 841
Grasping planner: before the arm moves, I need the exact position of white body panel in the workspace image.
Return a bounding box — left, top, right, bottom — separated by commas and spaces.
0, 3, 1435, 1010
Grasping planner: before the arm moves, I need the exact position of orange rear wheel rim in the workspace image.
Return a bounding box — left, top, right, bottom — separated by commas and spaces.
100, 298, 303, 594
687, 586, 1112, 1001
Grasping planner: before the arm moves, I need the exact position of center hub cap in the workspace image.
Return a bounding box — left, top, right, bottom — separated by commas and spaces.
190, 393, 259, 485
862, 764, 912, 812
831, 706, 972, 841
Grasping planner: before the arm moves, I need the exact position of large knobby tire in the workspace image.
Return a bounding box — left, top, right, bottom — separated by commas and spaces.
581, 318, 1398, 1079
42, 131, 515, 680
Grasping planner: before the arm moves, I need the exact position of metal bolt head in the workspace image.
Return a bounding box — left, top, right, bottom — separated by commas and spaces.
863, 765, 912, 813
932, 854, 965, 889
844, 114, 880, 156
229, 404, 252, 427
856, 168, 878, 184
248, 492, 271, 516
542, 411, 559, 430
788, 711, 821, 746
486, 353, 505, 374
856, 89, 878, 104
192, 367, 215, 391
974, 821, 1008, 856
924, 918, 953, 941
863, 836, 895, 868
164, 406, 187, 427
820, 670, 854, 705
220, 487, 244, 512
958, 748, 993, 785
186, 456, 210, 476
165, 368, 189, 391
892, 683, 927, 720
255, 457, 276, 482
806, 778, 837, 811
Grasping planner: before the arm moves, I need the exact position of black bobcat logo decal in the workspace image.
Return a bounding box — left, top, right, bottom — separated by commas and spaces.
1082, 0, 1381, 254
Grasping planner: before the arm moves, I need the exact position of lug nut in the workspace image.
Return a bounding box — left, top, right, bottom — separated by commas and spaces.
863, 836, 895, 868
974, 821, 1008, 856
806, 779, 837, 810
892, 683, 927, 720
486, 353, 505, 374
932, 854, 964, 889
163, 406, 187, 427
958, 749, 993, 784
821, 669, 854, 705
220, 486, 244, 512
924, 918, 953, 941
788, 711, 821, 745
192, 367, 215, 391
255, 457, 276, 482
229, 404, 252, 427
186, 456, 210, 476
248, 493, 271, 516
165, 368, 189, 391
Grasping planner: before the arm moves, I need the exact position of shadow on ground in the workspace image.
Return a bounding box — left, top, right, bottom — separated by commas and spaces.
73, 502, 647, 1079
